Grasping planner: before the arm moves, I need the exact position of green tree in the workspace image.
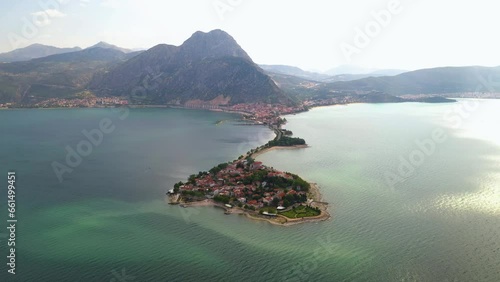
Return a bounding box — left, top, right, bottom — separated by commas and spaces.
272, 197, 280, 207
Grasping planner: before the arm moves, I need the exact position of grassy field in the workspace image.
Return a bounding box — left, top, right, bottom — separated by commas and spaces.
259, 207, 277, 214
279, 205, 320, 218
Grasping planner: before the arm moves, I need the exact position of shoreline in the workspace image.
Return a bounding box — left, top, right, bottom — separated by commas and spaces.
0, 104, 254, 115
175, 181, 330, 226
171, 106, 331, 226
1, 96, 472, 111
251, 144, 309, 159
8, 102, 330, 226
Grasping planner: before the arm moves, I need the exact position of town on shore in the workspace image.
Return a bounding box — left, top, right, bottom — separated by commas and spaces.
170, 156, 330, 225
168, 102, 331, 225
1, 95, 331, 225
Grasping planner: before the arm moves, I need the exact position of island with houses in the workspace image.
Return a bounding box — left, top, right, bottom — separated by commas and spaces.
168, 104, 330, 226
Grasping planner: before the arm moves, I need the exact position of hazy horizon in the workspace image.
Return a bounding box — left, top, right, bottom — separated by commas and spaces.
1, 0, 500, 72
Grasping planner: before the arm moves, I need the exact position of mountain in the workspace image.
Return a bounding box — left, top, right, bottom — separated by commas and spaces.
0, 47, 129, 104
174, 30, 252, 63
370, 69, 408, 76
32, 47, 127, 63
0, 44, 82, 63
321, 74, 382, 83
325, 65, 376, 75
266, 66, 500, 103
4, 31, 495, 106
330, 66, 500, 95
86, 41, 132, 53
325, 65, 407, 76
93, 29, 290, 105
0, 30, 289, 105
260, 65, 331, 81
91, 44, 179, 92
260, 64, 407, 83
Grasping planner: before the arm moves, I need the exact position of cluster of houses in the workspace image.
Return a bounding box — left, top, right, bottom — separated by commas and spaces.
229, 103, 305, 125
32, 97, 128, 108
174, 102, 311, 211
178, 158, 308, 210
303, 95, 360, 107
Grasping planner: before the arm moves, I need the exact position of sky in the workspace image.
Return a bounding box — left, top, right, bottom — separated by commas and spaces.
1, 0, 499, 72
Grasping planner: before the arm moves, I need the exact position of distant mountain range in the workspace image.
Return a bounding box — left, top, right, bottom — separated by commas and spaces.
0, 44, 82, 63
0, 41, 137, 63
268, 64, 500, 102
259, 65, 331, 81
86, 41, 133, 53
325, 65, 407, 76
0, 30, 289, 105
260, 64, 409, 83
0, 32, 499, 106
330, 66, 500, 95
91, 30, 289, 105
0, 47, 133, 104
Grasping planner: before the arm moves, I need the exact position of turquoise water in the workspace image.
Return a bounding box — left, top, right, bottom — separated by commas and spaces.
0, 101, 499, 281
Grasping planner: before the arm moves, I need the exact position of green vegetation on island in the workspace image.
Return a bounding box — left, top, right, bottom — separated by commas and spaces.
176, 157, 311, 208
279, 205, 321, 219
167, 95, 330, 225
266, 136, 306, 147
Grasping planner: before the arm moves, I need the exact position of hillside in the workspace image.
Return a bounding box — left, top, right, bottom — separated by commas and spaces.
0, 48, 128, 104
0, 44, 82, 63
330, 66, 500, 95
1, 32, 498, 106
0, 30, 290, 106
260, 64, 407, 83
260, 65, 331, 81
93, 29, 290, 105
266, 65, 500, 103
86, 41, 133, 53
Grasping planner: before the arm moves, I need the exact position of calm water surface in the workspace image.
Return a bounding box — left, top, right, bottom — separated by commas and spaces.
0, 101, 499, 281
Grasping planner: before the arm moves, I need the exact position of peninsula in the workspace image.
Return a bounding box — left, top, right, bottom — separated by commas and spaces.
168, 104, 330, 226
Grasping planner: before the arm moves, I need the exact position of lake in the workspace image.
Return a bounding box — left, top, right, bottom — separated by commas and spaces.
0, 100, 499, 281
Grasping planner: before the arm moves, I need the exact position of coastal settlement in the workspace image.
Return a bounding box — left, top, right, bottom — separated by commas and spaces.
169, 103, 330, 225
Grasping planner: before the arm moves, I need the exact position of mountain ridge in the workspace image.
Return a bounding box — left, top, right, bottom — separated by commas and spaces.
92, 29, 290, 105
0, 44, 82, 63
1, 31, 499, 106
329, 66, 500, 95
0, 30, 291, 106
86, 41, 133, 53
